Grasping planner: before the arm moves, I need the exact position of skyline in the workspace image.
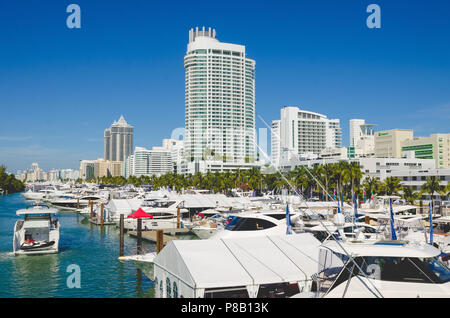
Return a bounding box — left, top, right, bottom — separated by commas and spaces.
1, 0, 449, 172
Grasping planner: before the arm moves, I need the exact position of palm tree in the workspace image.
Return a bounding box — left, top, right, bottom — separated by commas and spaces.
402, 186, 420, 204
362, 176, 382, 199
421, 176, 443, 203
383, 177, 403, 196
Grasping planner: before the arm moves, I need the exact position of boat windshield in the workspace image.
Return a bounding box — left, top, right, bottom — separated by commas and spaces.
334, 256, 450, 286
225, 217, 276, 231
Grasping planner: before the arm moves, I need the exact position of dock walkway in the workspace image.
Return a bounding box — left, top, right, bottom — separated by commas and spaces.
127, 228, 189, 244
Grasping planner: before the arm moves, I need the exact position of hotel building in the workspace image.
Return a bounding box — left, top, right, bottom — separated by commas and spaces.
183, 27, 256, 168
271, 106, 342, 167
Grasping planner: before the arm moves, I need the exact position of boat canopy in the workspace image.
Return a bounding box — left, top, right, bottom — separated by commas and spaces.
16, 207, 58, 215
153, 233, 321, 290
128, 208, 153, 219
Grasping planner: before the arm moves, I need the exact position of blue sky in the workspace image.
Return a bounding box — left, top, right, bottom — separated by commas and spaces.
0, 0, 449, 172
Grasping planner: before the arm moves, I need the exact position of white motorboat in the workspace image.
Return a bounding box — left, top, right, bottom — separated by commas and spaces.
13, 203, 60, 255
209, 210, 302, 240
49, 194, 106, 211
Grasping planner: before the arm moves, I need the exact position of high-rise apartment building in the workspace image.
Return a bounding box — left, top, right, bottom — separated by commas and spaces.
271, 106, 342, 166
104, 115, 134, 162
184, 27, 256, 165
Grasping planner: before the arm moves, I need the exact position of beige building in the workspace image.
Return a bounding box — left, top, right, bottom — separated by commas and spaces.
79, 158, 124, 180
374, 129, 413, 158
401, 133, 450, 169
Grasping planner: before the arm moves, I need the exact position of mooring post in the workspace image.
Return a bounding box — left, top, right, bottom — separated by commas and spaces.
77, 198, 80, 210
137, 218, 142, 255
90, 200, 93, 218
119, 214, 124, 257
177, 207, 181, 229
156, 229, 164, 254
100, 203, 104, 226
365, 215, 370, 225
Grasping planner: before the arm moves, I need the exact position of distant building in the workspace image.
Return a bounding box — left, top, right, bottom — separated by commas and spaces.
279, 157, 435, 181
104, 115, 134, 162
125, 139, 182, 177
401, 133, 450, 169
79, 159, 123, 180
349, 119, 376, 158
271, 106, 342, 167
374, 129, 414, 158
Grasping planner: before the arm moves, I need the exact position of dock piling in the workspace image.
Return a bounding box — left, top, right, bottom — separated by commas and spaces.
119, 214, 124, 257
90, 200, 93, 218
177, 207, 181, 229
137, 218, 142, 255
100, 203, 104, 227
156, 230, 164, 254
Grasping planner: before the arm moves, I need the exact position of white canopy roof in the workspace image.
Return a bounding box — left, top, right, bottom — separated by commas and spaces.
154, 233, 321, 290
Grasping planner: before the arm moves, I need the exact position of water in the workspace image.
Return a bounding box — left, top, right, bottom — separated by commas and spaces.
0, 193, 159, 298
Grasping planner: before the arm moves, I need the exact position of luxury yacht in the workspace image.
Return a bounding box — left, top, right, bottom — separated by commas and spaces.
13, 203, 60, 255
49, 194, 106, 211
208, 211, 302, 240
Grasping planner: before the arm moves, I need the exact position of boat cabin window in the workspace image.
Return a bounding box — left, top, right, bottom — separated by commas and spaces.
225, 217, 276, 231
265, 214, 290, 220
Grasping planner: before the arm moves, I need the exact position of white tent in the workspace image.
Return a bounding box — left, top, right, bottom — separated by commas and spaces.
153, 233, 321, 298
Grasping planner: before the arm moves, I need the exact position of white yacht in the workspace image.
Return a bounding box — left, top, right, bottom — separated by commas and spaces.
49, 194, 106, 211
13, 203, 60, 255
359, 195, 418, 215
123, 199, 188, 231
209, 211, 302, 240
312, 240, 450, 298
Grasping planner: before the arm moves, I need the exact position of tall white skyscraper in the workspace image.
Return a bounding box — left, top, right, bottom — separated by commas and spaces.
184, 27, 256, 165
104, 115, 134, 162
271, 106, 342, 166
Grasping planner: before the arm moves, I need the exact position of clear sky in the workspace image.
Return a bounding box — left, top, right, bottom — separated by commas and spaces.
0, 0, 449, 173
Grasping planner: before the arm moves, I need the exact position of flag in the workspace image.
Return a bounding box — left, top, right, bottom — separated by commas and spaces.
333, 189, 336, 200
429, 202, 433, 246
286, 203, 293, 234
389, 198, 397, 240
310, 188, 313, 199
322, 190, 325, 201
353, 195, 358, 216
337, 199, 341, 214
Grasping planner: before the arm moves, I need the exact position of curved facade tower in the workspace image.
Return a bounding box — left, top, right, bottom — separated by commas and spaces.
184, 27, 256, 163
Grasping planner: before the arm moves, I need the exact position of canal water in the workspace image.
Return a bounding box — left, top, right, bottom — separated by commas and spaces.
0, 193, 158, 298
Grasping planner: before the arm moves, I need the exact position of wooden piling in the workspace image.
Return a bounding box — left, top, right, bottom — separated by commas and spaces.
177, 207, 181, 229
365, 215, 370, 225
76, 198, 80, 209
137, 218, 142, 255
90, 200, 93, 218
156, 230, 164, 254
119, 214, 124, 257
100, 203, 104, 226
